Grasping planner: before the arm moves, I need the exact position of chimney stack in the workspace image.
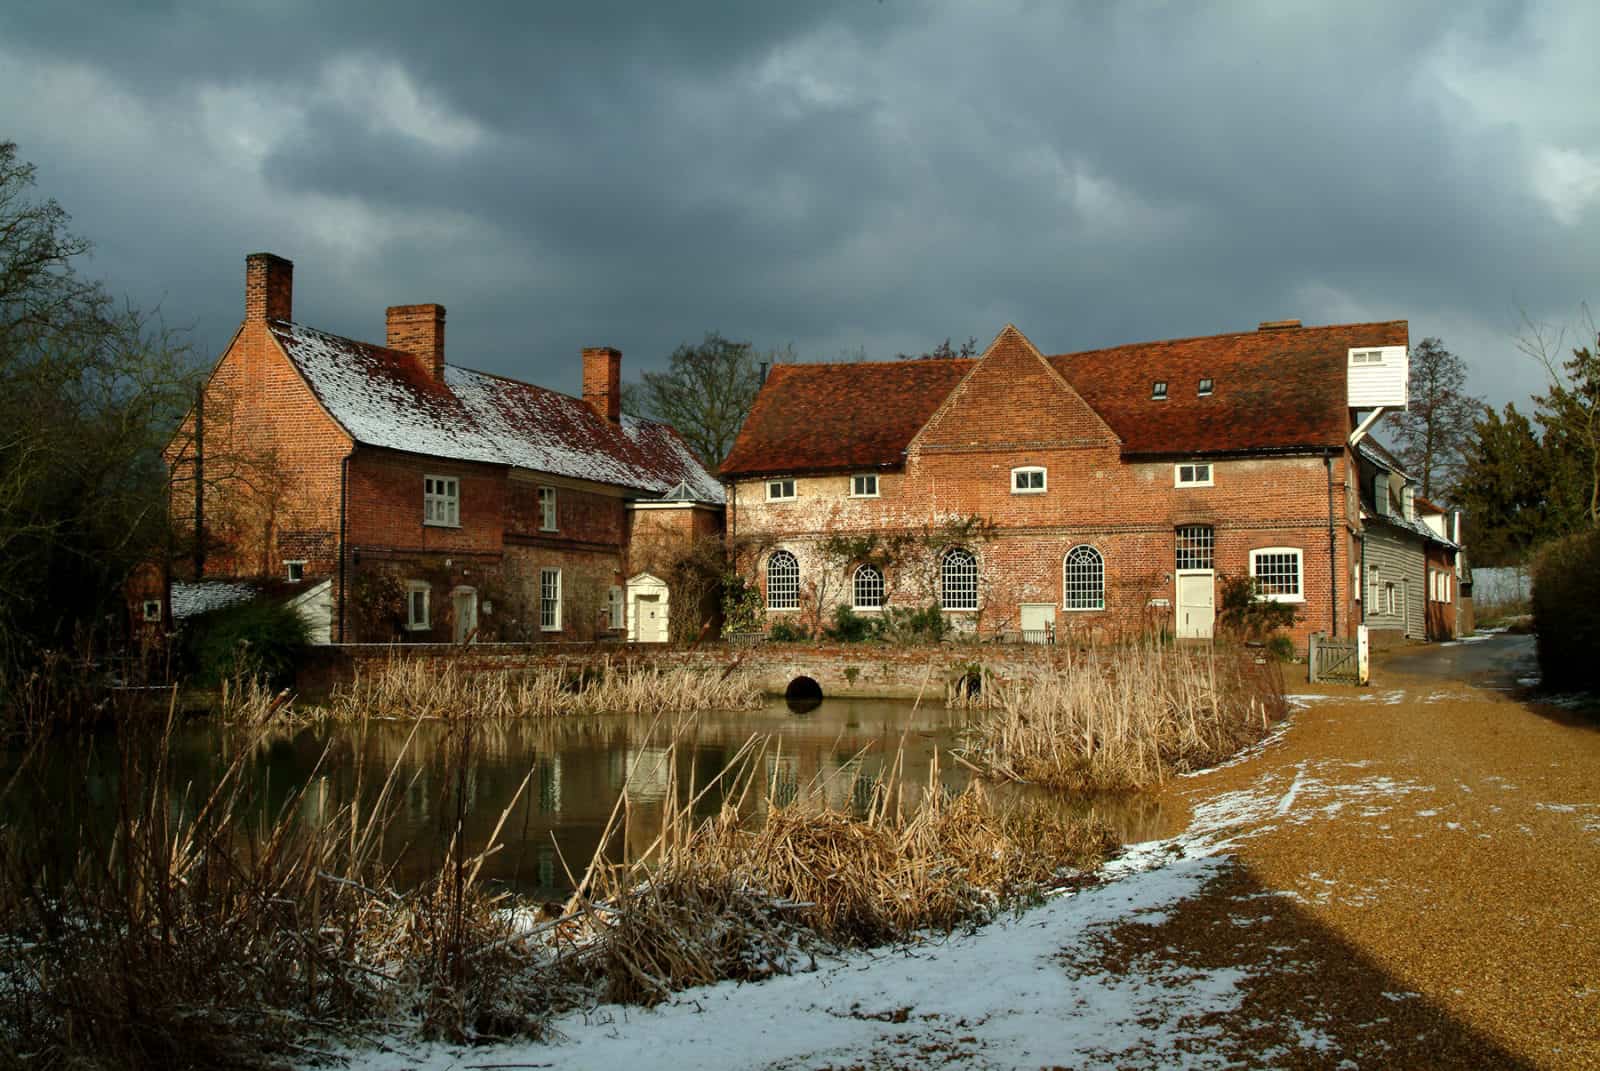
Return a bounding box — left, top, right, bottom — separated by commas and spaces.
387, 304, 447, 381
245, 253, 293, 322
582, 346, 622, 423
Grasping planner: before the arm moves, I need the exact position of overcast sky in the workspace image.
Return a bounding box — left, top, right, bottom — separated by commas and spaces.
3, 1, 1596, 408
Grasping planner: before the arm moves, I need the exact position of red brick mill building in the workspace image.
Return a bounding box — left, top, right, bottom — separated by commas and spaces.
150, 253, 723, 645
719, 321, 1426, 653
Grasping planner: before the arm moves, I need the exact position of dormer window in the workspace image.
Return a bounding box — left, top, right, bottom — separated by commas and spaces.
1152, 381, 1168, 400
1011, 466, 1046, 494
1197, 378, 1213, 396
766, 478, 797, 501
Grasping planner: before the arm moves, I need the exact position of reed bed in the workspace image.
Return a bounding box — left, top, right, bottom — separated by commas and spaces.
953, 640, 1287, 792
0, 705, 1117, 1068
321, 657, 763, 722
563, 734, 1119, 1005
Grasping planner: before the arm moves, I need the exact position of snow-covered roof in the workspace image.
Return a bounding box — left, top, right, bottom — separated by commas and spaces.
170, 580, 258, 620
270, 321, 724, 504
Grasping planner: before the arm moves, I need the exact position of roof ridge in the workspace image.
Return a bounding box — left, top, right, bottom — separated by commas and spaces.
1050, 319, 1409, 359
771, 357, 980, 372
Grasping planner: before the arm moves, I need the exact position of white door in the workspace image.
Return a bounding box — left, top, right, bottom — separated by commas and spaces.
634, 594, 666, 643
1175, 573, 1214, 639
452, 588, 478, 643
1019, 603, 1055, 643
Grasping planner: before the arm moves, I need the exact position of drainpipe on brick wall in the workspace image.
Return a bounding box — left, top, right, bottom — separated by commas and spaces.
1325, 451, 1339, 635
337, 452, 350, 642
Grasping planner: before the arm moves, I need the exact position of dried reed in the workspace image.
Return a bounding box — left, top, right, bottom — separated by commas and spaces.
953, 639, 1287, 792
324, 657, 762, 721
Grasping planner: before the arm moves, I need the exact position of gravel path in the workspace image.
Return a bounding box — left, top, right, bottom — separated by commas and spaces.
1080, 635, 1600, 1069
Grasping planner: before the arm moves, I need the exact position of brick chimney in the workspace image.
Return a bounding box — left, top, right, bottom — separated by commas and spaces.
387, 304, 447, 381
245, 253, 293, 322
582, 346, 622, 422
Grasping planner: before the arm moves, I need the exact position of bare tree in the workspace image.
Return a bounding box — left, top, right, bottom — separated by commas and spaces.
628, 332, 782, 467
1521, 307, 1599, 530
1387, 337, 1480, 501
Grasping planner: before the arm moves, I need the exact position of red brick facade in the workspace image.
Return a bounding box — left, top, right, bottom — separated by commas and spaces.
724, 324, 1384, 653
161, 253, 720, 643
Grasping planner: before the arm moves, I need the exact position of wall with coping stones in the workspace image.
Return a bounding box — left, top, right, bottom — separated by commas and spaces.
296, 641, 1108, 700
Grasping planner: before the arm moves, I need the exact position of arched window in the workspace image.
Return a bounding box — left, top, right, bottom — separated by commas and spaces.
940, 547, 978, 611
1063, 545, 1104, 610
853, 564, 885, 609
766, 550, 799, 610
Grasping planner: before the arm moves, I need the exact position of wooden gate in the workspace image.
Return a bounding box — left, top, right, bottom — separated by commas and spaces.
1308, 627, 1369, 684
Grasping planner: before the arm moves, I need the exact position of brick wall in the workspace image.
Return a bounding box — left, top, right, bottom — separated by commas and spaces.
729, 448, 1359, 653
171, 317, 353, 582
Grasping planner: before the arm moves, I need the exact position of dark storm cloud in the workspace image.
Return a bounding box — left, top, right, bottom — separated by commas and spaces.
1, 1, 1595, 408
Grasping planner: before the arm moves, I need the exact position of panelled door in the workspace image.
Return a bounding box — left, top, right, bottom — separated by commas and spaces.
635, 594, 667, 643
1175, 572, 1215, 639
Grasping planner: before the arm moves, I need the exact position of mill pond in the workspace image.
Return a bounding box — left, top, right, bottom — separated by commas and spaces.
18, 694, 1179, 901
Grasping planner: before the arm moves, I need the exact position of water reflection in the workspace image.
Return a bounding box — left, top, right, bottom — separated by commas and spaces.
15, 697, 1182, 902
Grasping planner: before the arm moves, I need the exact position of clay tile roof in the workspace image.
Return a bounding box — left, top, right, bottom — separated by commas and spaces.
719, 321, 1409, 476
1049, 321, 1409, 456
270, 321, 723, 503
719, 359, 975, 478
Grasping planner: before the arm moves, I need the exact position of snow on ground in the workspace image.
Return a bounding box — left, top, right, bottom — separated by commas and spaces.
331, 722, 1433, 1071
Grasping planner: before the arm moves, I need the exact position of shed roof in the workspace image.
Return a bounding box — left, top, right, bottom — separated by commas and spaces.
270, 321, 723, 503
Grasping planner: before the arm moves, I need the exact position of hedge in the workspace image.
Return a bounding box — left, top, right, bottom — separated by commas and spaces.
1530, 529, 1600, 693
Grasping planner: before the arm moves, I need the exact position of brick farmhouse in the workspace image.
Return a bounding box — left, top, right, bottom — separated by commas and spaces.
154, 253, 723, 644
719, 321, 1464, 652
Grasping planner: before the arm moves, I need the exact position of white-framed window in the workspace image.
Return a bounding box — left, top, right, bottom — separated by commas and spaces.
1197, 378, 1214, 396
538, 486, 558, 531
853, 563, 885, 610
940, 547, 979, 611
1011, 466, 1046, 494
767, 550, 800, 610
406, 581, 431, 631
539, 568, 562, 631
1350, 349, 1386, 364
1250, 548, 1304, 602
1063, 545, 1105, 611
1174, 462, 1213, 488
607, 585, 624, 630
1152, 381, 1168, 400
284, 560, 306, 583
1384, 581, 1399, 617
141, 599, 162, 623
423, 475, 459, 527
1175, 525, 1215, 571
766, 478, 797, 501
850, 473, 879, 498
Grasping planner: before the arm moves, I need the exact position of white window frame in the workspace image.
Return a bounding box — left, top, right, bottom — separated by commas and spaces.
141, 599, 162, 623
766, 478, 797, 502
1174, 462, 1213, 488
1350, 348, 1386, 365
406, 581, 431, 631
539, 568, 562, 631
284, 560, 306, 583
537, 486, 558, 532
1152, 381, 1168, 400
1249, 547, 1304, 603
1011, 466, 1047, 494
1063, 545, 1105, 611
423, 475, 460, 527
766, 550, 800, 611
1197, 378, 1214, 397
607, 585, 624, 630
852, 563, 885, 611
939, 547, 979, 612
849, 473, 879, 498
1175, 525, 1215, 572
